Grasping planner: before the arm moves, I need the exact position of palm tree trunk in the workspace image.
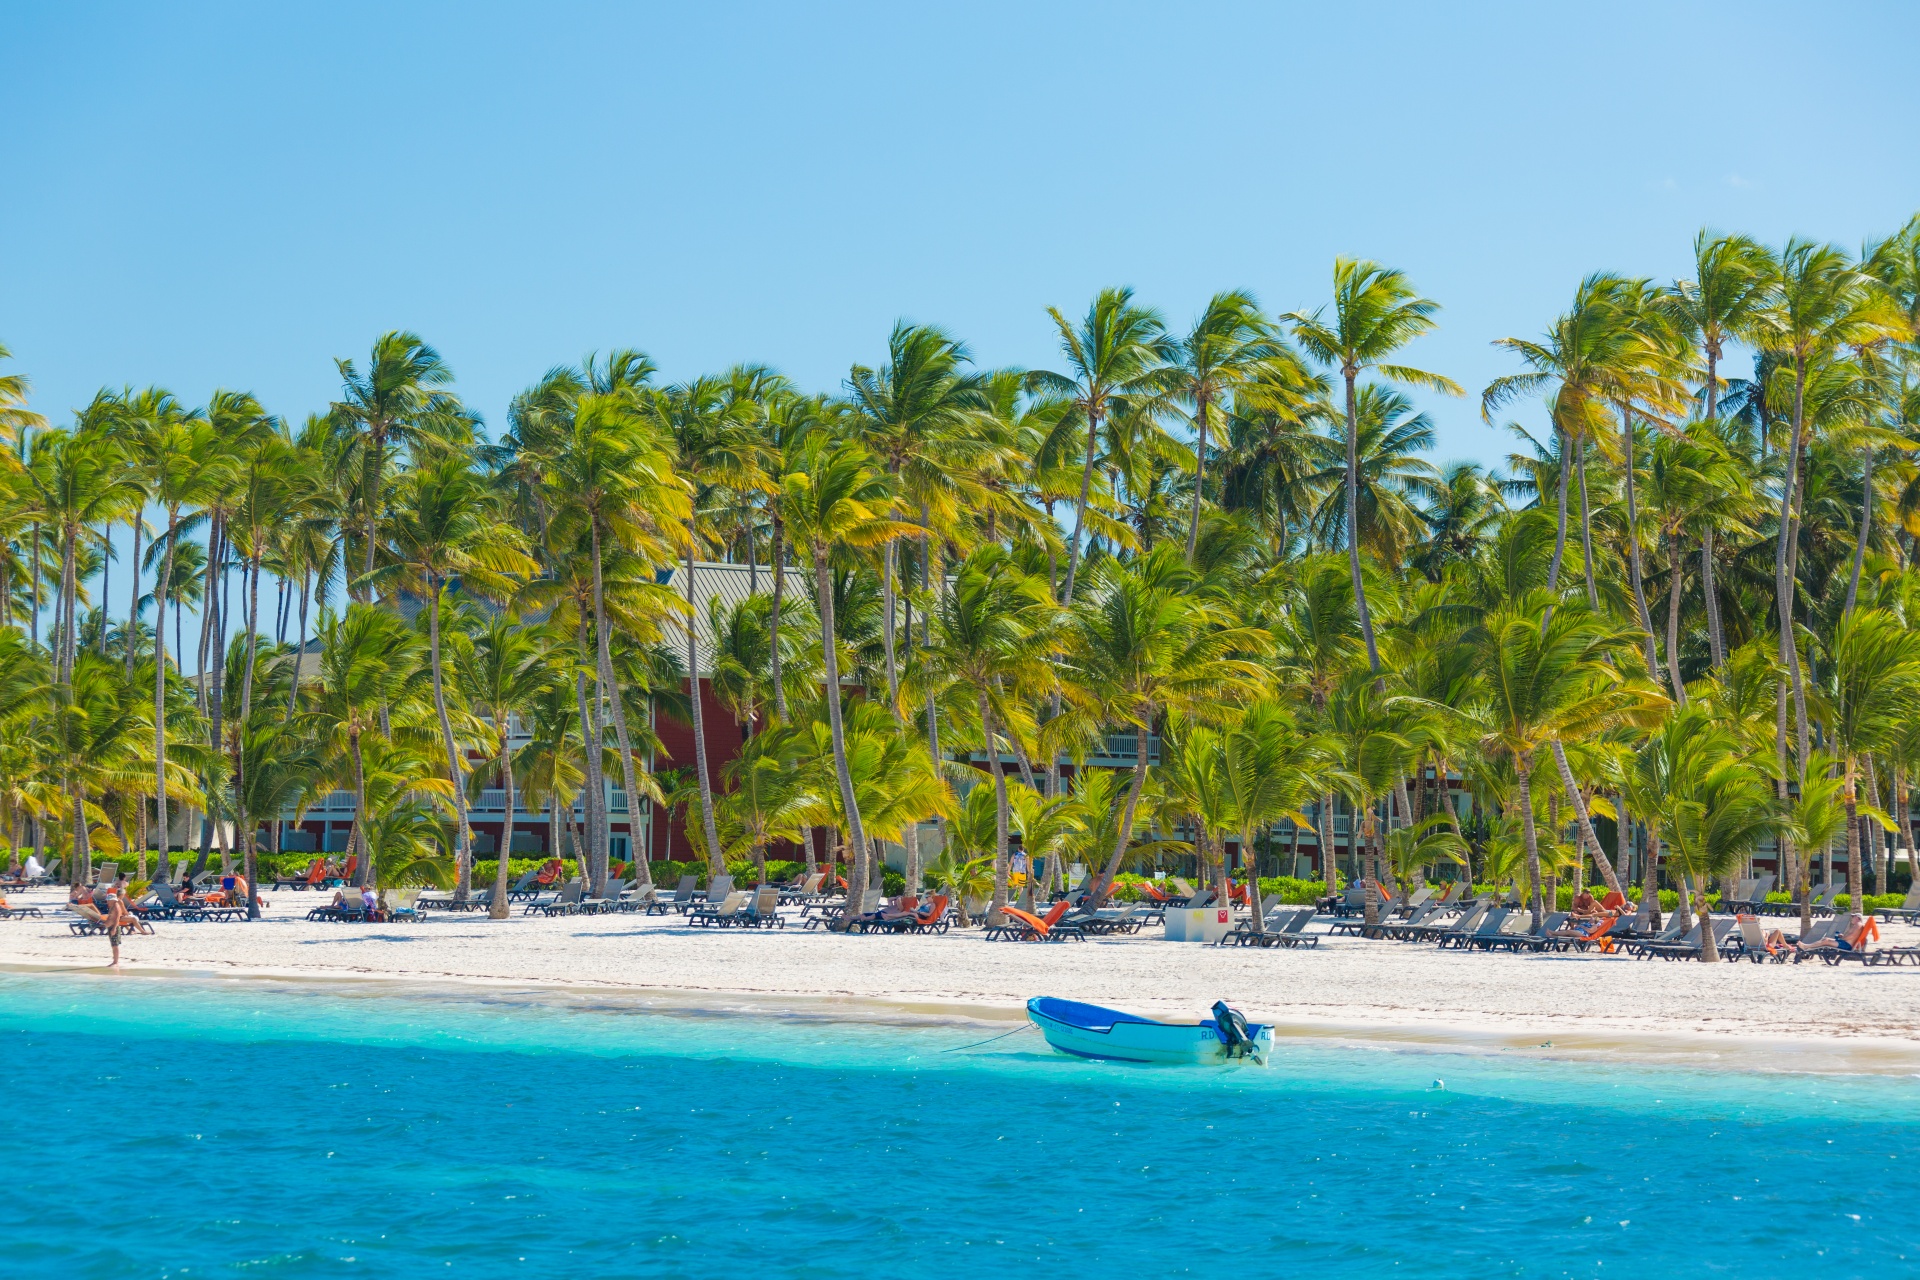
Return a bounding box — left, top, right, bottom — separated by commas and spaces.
348, 729, 371, 887
814, 545, 871, 928
571, 643, 605, 895
682, 545, 724, 876
1086, 722, 1151, 910
980, 691, 1011, 926
426, 584, 473, 903
768, 518, 786, 720
1576, 443, 1598, 608
124, 517, 142, 677
1550, 740, 1624, 895
1344, 372, 1382, 674
591, 523, 652, 894
1186, 392, 1209, 563
1844, 446, 1873, 614
152, 510, 178, 884
1702, 525, 1726, 672
1844, 758, 1865, 911
1318, 792, 1336, 899
491, 737, 516, 920
1062, 408, 1102, 604
1665, 532, 1687, 703
1777, 358, 1812, 787
1517, 753, 1545, 933
1546, 434, 1572, 594
1618, 406, 1662, 687
880, 534, 921, 894
286, 568, 310, 724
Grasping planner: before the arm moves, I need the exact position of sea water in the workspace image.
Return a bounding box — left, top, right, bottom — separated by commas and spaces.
2, 971, 1914, 1278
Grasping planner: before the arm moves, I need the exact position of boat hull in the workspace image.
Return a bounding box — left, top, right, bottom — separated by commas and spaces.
1026, 997, 1271, 1065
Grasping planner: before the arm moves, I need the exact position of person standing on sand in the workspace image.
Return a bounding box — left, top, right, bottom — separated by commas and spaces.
68, 880, 129, 969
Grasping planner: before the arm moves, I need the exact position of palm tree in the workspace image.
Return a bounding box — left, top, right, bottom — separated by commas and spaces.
1483, 274, 1648, 605
308, 605, 427, 887
329, 333, 467, 590
915, 546, 1057, 923
1662, 233, 1776, 666
1415, 462, 1505, 580
1070, 547, 1268, 908
1808, 608, 1920, 910
1305, 385, 1441, 571
1029, 288, 1178, 604
367, 455, 537, 901
1167, 292, 1296, 562
1288, 260, 1462, 673
1757, 241, 1904, 780
660, 375, 765, 878
1470, 593, 1647, 931
778, 438, 915, 915
456, 613, 552, 918
140, 414, 225, 881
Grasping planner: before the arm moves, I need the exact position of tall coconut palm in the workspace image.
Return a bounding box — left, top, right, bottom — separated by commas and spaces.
1070, 547, 1268, 908
777, 438, 915, 917
1470, 593, 1648, 931
455, 613, 553, 918
914, 546, 1058, 923
1167, 292, 1298, 562
1029, 288, 1179, 604
307, 605, 426, 887
329, 333, 466, 590
1483, 274, 1648, 606
1756, 241, 1905, 780
1289, 260, 1462, 674
367, 455, 537, 901
1662, 233, 1776, 667
660, 375, 766, 878
1808, 608, 1920, 910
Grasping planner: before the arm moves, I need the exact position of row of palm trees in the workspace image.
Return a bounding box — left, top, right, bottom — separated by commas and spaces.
0, 212, 1915, 953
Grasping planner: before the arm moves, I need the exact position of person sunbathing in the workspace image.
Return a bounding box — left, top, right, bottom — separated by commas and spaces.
1796, 914, 1873, 956
1570, 888, 1606, 924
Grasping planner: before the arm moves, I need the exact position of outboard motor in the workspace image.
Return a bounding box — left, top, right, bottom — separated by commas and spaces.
1211, 1001, 1255, 1060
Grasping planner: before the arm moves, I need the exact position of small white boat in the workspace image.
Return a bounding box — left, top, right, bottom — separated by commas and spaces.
1026, 997, 1272, 1065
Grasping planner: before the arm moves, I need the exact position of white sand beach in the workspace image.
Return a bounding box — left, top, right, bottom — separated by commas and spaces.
7, 886, 1919, 1074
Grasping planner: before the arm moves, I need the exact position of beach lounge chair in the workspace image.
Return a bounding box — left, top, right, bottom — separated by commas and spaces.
1168, 877, 1199, 906
1872, 884, 1920, 925
1549, 914, 1628, 954
1724, 875, 1775, 913
1224, 907, 1319, 948
1471, 910, 1568, 952
730, 886, 785, 929
886, 893, 952, 934
779, 872, 826, 904
802, 886, 880, 930
848, 894, 919, 934
273, 859, 327, 891
532, 879, 586, 916
692, 875, 734, 911
1811, 916, 1886, 965
381, 888, 424, 923
1618, 912, 1692, 955
688, 890, 749, 927
1363, 899, 1443, 940
1437, 907, 1511, 950
1731, 915, 1793, 963
1638, 918, 1737, 961
0, 896, 42, 919
986, 902, 1086, 942
645, 875, 699, 915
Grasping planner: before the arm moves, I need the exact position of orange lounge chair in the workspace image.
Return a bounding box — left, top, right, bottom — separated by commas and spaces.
1138, 881, 1171, 903
987, 900, 1081, 942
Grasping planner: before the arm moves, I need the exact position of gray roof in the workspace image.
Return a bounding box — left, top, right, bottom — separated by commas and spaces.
660, 560, 812, 678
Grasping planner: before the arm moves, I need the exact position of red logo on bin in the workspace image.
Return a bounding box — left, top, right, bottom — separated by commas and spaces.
1217, 910, 1229, 923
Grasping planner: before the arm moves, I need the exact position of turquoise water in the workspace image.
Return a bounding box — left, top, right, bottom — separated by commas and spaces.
3, 973, 1916, 1278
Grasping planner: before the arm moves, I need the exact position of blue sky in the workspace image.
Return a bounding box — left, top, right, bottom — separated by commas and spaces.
5, 1, 1918, 485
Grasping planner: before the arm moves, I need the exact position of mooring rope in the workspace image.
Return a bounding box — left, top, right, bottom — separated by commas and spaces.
941, 1023, 1038, 1053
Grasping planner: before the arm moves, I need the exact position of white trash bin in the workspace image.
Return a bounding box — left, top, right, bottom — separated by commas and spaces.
1164, 905, 1234, 944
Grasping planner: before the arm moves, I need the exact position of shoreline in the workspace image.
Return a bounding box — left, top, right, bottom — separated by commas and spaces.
9, 948, 1920, 1078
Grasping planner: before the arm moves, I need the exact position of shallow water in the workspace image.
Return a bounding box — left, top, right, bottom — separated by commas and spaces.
3, 972, 1914, 1278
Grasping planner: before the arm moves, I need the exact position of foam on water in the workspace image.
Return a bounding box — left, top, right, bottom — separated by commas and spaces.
3, 971, 1912, 1278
